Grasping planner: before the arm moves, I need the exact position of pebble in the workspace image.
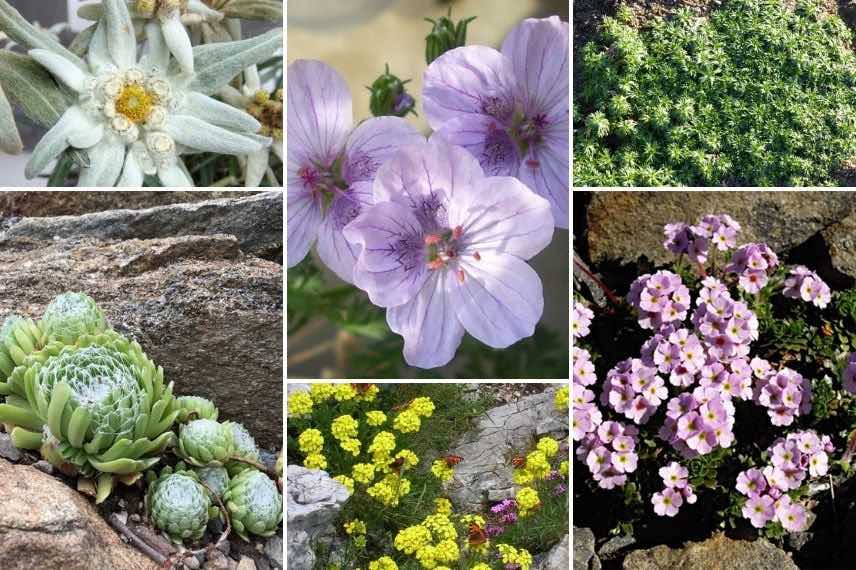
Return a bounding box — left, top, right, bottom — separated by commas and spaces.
0, 433, 22, 462
32, 460, 54, 475
236, 556, 257, 570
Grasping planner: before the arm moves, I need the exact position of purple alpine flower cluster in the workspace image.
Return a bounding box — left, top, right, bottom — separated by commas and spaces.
750, 360, 811, 426
601, 358, 666, 424
659, 387, 736, 458
663, 214, 741, 264
572, 346, 601, 441
725, 243, 779, 294
490, 498, 519, 527
651, 462, 697, 517
843, 352, 856, 395
783, 266, 832, 309
287, 16, 569, 369
577, 420, 639, 490
736, 430, 832, 531
573, 303, 594, 338
627, 271, 692, 331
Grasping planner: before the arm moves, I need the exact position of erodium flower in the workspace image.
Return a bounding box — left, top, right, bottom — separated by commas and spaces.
287, 59, 423, 282
26, 0, 270, 186
343, 138, 554, 368
423, 16, 569, 228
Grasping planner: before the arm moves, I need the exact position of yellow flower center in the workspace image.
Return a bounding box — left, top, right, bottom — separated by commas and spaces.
115, 84, 156, 124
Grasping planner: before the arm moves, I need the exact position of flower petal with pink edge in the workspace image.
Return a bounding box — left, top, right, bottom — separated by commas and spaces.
315, 181, 373, 283
342, 116, 424, 184
387, 271, 465, 369
423, 45, 520, 126
287, 60, 352, 169
343, 201, 429, 308
501, 16, 569, 116
447, 175, 554, 260
287, 186, 321, 268
450, 252, 544, 348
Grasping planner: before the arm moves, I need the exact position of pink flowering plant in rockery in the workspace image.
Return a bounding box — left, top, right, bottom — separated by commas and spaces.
287, 11, 568, 378
573, 213, 856, 545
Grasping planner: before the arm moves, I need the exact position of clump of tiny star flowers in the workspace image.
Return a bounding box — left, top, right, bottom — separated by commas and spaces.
287, 59, 423, 282
663, 214, 741, 264
26, 0, 273, 186
782, 266, 831, 309
843, 352, 856, 394
601, 358, 667, 424
659, 387, 736, 459
751, 360, 812, 426
423, 16, 569, 228
627, 271, 691, 331
343, 138, 555, 369
577, 420, 639, 489
735, 430, 832, 531
573, 303, 594, 338
651, 462, 697, 517
572, 348, 602, 441
725, 243, 780, 294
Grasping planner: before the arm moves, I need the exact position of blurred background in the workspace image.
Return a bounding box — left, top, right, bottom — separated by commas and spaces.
287, 0, 570, 379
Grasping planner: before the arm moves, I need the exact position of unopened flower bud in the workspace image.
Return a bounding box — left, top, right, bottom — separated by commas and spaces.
368, 64, 416, 118
424, 10, 476, 64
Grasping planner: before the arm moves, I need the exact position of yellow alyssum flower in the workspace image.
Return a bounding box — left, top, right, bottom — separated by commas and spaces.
344, 519, 367, 535
288, 391, 313, 417
304, 453, 327, 470
459, 514, 485, 527
367, 474, 411, 506
394, 449, 419, 469
524, 450, 551, 479
340, 437, 362, 457
368, 557, 398, 570
560, 460, 569, 476
422, 514, 457, 541
434, 497, 452, 515
333, 383, 358, 401
331, 414, 359, 440
555, 385, 569, 410
298, 428, 324, 455
409, 397, 435, 417
470, 564, 492, 570
431, 459, 454, 482
333, 475, 354, 494
393, 409, 421, 433
415, 544, 438, 568
309, 383, 336, 403
513, 467, 534, 485
433, 539, 459, 563
516, 487, 540, 517
354, 384, 380, 402
394, 525, 433, 554
368, 431, 397, 464
352, 462, 377, 484
365, 410, 388, 426
497, 544, 533, 570
536, 436, 560, 458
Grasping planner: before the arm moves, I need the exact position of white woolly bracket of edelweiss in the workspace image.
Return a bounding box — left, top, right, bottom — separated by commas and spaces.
24, 0, 277, 186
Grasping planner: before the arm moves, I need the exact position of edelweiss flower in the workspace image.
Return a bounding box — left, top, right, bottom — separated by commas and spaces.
423, 16, 569, 228
27, 0, 267, 186
343, 138, 554, 368
220, 64, 282, 186
287, 59, 423, 281
80, 0, 224, 73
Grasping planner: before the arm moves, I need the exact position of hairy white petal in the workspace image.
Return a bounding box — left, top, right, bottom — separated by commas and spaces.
103, 0, 136, 69
219, 85, 247, 108
183, 91, 260, 132
26, 107, 102, 179
158, 161, 194, 187
29, 49, 90, 92
143, 22, 170, 72
87, 21, 113, 73
164, 115, 264, 155
187, 0, 223, 21
78, 139, 126, 187
244, 149, 268, 187
117, 150, 144, 187
160, 10, 194, 74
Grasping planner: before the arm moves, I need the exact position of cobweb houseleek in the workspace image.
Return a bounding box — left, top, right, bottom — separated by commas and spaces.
26, 0, 269, 186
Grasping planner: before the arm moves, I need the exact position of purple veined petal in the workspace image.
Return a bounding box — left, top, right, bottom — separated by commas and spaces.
423, 45, 521, 127
343, 201, 428, 308
287, 60, 352, 169
373, 138, 484, 230
287, 185, 322, 268
315, 181, 374, 283
518, 113, 569, 229
432, 117, 520, 177
450, 252, 543, 348
501, 16, 569, 117
342, 116, 424, 184
448, 175, 554, 260
387, 271, 465, 369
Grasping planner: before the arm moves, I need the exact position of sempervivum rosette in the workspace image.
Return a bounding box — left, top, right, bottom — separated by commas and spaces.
224, 420, 261, 476
0, 315, 42, 385
146, 464, 218, 544
222, 469, 282, 540
0, 332, 178, 502
177, 418, 234, 466
38, 292, 110, 345
196, 465, 230, 499
175, 395, 219, 423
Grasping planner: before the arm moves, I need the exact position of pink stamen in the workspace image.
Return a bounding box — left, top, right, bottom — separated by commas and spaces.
473, 251, 481, 261
452, 225, 464, 240
424, 234, 442, 245
427, 259, 445, 270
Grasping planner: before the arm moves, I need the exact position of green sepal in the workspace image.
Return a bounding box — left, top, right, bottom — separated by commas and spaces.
10, 426, 42, 449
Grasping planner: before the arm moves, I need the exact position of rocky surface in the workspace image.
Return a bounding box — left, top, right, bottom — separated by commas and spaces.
537, 533, 570, 570
0, 191, 254, 218
1, 192, 282, 260
285, 466, 350, 570
0, 194, 283, 447
621, 533, 798, 570
0, 458, 158, 570
574, 527, 601, 570
442, 387, 568, 511
585, 191, 855, 272
822, 210, 856, 281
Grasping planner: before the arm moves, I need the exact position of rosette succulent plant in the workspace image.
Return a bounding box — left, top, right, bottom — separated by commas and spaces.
222, 468, 282, 540
39, 292, 110, 345
0, 315, 41, 384
0, 332, 178, 502
177, 418, 234, 466
146, 464, 218, 544
175, 395, 219, 422
224, 420, 260, 476
196, 465, 229, 499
